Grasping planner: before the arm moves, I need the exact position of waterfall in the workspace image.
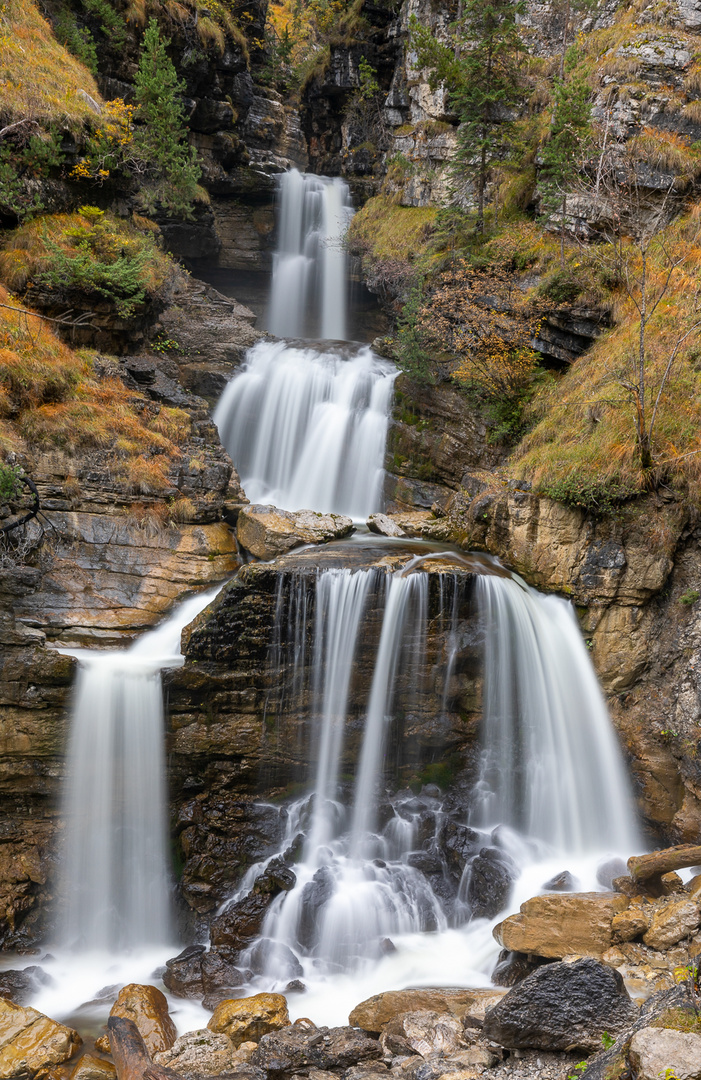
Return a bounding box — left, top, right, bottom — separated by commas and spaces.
221, 559, 641, 1018
268, 170, 354, 340
471, 576, 641, 853
214, 340, 396, 518
58, 588, 220, 952
349, 572, 428, 854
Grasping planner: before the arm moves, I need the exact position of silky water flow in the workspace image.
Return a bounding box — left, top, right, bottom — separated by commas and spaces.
39, 166, 643, 1034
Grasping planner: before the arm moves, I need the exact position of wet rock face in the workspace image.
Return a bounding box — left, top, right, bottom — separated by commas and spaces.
167, 551, 482, 913
0, 998, 81, 1078
465, 847, 516, 919
482, 958, 639, 1052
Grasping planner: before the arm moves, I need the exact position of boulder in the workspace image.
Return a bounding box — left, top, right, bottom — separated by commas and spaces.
611, 907, 651, 942
493, 892, 630, 959
543, 871, 579, 892
482, 957, 638, 1052
628, 1027, 701, 1080
108, 984, 176, 1056
250, 1025, 381, 1073
153, 1029, 251, 1075
236, 506, 353, 560
466, 848, 514, 919
0, 998, 81, 1079
379, 1011, 465, 1059
642, 898, 701, 949
210, 892, 273, 951
596, 858, 627, 890
208, 994, 290, 1048
164, 945, 207, 998
349, 989, 500, 1033
0, 969, 51, 1007
70, 1054, 116, 1080
366, 513, 434, 538
628, 845, 701, 884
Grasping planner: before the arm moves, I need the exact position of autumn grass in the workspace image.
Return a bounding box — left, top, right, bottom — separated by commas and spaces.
512, 212, 701, 509
0, 0, 103, 128
348, 196, 439, 291
0, 285, 189, 491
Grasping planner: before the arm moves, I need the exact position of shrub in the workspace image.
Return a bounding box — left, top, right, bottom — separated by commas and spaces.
0, 208, 175, 318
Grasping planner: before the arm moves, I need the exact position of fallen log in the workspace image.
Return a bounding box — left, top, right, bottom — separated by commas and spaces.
628, 845, 701, 883
108, 1017, 179, 1080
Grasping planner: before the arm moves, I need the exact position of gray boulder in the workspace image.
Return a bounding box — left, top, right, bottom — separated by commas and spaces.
482, 957, 638, 1052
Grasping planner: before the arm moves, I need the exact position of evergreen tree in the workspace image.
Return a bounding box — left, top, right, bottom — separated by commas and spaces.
540, 56, 592, 267
133, 19, 202, 218
410, 0, 525, 232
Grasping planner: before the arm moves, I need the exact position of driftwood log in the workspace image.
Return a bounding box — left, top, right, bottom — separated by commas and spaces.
628, 844, 701, 883
107, 1017, 180, 1080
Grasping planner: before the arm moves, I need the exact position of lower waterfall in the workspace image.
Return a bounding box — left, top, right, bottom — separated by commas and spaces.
214, 559, 640, 1025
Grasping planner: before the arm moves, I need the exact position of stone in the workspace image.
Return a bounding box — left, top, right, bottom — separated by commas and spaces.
108, 984, 176, 1056
236, 505, 354, 560
0, 969, 51, 1007
611, 907, 651, 942
643, 899, 701, 949
628, 845, 701, 883
0, 998, 81, 1079
466, 848, 514, 919
596, 858, 627, 890
70, 1054, 116, 1080
154, 1029, 236, 1075
201, 948, 248, 997
164, 945, 206, 998
210, 892, 274, 951
661, 871, 685, 894
482, 957, 638, 1052
250, 1025, 381, 1073
491, 950, 552, 987
380, 1012, 466, 1059
542, 871, 578, 892
628, 1027, 701, 1080
366, 513, 434, 538
349, 990, 497, 1033
493, 892, 630, 959
367, 514, 405, 537
207, 994, 290, 1047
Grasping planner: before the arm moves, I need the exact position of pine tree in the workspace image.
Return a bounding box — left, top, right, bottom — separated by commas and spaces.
133, 19, 202, 218
410, 0, 525, 232
539, 57, 592, 267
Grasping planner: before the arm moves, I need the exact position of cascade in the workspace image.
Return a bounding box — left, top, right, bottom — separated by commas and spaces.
268, 170, 353, 340
214, 341, 396, 518
42, 167, 643, 1037
57, 588, 220, 953
219, 561, 640, 1021
471, 576, 641, 853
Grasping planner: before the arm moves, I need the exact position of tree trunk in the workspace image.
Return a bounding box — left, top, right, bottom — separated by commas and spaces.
560, 193, 566, 269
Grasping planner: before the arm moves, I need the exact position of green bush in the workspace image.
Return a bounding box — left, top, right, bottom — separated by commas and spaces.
54, 7, 98, 73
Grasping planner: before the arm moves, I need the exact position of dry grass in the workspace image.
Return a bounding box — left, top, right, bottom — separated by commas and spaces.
0, 285, 189, 484
628, 128, 701, 188
348, 196, 438, 267
0, 0, 103, 128
512, 211, 701, 507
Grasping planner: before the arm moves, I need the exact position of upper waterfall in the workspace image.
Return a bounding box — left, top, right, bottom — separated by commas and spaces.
268, 170, 354, 341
